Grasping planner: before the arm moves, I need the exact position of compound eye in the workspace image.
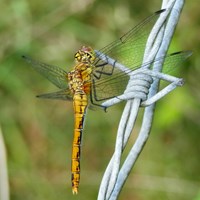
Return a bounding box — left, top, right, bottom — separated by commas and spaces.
74, 53, 81, 61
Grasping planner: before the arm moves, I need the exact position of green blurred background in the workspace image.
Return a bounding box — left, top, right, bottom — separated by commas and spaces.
0, 0, 199, 199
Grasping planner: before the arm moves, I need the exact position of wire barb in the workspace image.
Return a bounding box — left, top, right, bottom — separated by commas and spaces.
98, 0, 187, 199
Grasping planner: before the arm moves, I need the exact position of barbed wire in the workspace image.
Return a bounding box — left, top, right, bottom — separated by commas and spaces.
97, 0, 186, 199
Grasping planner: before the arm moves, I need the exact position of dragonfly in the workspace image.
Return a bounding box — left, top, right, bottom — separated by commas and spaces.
22, 9, 191, 194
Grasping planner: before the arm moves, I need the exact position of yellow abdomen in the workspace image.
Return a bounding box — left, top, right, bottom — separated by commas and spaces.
71, 92, 88, 194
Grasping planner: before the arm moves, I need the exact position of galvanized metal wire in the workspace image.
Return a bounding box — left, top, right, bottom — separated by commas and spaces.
97, 0, 185, 199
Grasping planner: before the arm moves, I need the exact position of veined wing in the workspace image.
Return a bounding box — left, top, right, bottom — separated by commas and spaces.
91, 50, 192, 105
22, 55, 69, 89
90, 9, 166, 105
22, 55, 72, 100
93, 9, 166, 72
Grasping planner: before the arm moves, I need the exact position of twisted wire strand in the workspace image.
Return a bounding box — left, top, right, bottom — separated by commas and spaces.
97, 0, 185, 199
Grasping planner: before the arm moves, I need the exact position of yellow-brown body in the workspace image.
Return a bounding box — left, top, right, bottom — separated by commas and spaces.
68, 46, 95, 194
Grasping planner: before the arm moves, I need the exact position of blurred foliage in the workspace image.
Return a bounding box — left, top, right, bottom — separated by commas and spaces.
0, 0, 199, 200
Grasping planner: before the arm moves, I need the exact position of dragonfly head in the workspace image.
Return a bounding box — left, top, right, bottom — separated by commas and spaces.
74, 46, 95, 64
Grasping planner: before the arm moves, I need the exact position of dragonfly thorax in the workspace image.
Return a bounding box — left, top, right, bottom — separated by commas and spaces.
74, 46, 95, 64
68, 62, 93, 96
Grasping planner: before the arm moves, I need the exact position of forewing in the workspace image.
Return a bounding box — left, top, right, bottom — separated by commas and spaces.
94, 10, 166, 70
22, 55, 69, 89
91, 10, 166, 105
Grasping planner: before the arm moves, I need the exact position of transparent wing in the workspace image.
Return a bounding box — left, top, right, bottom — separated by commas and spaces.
22, 55, 69, 89
91, 51, 192, 105
22, 55, 73, 101
90, 9, 191, 106
94, 10, 165, 71
90, 9, 166, 105
160, 51, 192, 74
